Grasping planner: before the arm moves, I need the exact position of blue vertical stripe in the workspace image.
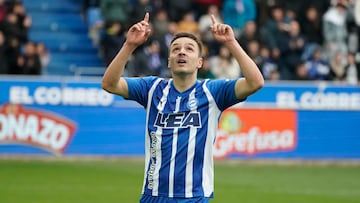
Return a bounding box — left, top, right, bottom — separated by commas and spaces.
158, 128, 172, 195
174, 127, 190, 196
192, 101, 209, 196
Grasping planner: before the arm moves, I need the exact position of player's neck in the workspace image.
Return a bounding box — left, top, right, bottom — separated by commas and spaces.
172, 74, 197, 93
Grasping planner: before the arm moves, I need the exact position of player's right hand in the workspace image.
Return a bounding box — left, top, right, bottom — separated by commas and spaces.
126, 12, 151, 47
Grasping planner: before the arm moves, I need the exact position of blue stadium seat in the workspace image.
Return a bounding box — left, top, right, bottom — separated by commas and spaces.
29, 30, 98, 53
48, 53, 104, 75
24, 0, 105, 75
23, 0, 82, 13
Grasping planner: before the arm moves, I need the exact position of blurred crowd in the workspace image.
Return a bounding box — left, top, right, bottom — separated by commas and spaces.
0, 0, 49, 75
1, 0, 359, 85
83, 0, 360, 85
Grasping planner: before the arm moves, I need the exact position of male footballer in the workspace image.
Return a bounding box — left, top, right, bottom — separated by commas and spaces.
102, 12, 264, 203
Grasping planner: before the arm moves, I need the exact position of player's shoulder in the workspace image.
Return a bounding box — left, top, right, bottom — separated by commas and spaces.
204, 78, 237, 89
125, 76, 163, 88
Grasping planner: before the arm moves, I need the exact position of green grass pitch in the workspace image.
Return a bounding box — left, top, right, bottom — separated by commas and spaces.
1, 158, 360, 203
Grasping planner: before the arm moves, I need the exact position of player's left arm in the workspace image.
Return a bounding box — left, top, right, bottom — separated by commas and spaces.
226, 39, 264, 99
210, 15, 264, 99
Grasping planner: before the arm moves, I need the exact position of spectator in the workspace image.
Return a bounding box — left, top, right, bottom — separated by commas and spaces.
355, 0, 360, 24
0, 12, 27, 43
22, 41, 42, 75
100, 0, 130, 26
278, 20, 306, 80
165, 0, 193, 22
298, 0, 330, 15
0, 0, 8, 22
0, 1, 48, 75
238, 20, 264, 53
100, 21, 126, 66
5, 36, 23, 74
209, 45, 240, 79
262, 5, 288, 59
300, 5, 324, 45
177, 11, 199, 34
255, 0, 287, 27
323, 3, 349, 56
151, 9, 169, 40
222, 0, 256, 38
259, 45, 279, 81
82, 0, 104, 46
155, 21, 178, 59
131, 0, 154, 25
197, 56, 215, 79
194, 0, 223, 17
355, 0, 360, 52
344, 52, 360, 85
246, 39, 263, 69
328, 50, 347, 82
294, 61, 311, 80
346, 0, 359, 54
284, 7, 297, 23
12, 1, 31, 40
35, 42, 50, 70
304, 47, 330, 80
130, 39, 168, 77
0, 30, 7, 74
198, 4, 222, 56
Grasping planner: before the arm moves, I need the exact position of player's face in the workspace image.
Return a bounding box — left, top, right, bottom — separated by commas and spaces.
168, 37, 203, 75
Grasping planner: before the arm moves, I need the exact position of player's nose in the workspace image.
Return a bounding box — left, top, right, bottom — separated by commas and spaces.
178, 47, 187, 55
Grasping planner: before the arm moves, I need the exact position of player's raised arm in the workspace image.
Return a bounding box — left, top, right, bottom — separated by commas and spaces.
101, 13, 151, 98
210, 15, 264, 99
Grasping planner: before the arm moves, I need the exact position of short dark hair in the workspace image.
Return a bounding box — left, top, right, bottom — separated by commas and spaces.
170, 32, 203, 57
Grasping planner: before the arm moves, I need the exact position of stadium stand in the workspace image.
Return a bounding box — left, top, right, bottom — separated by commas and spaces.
23, 0, 104, 76
18, 0, 359, 83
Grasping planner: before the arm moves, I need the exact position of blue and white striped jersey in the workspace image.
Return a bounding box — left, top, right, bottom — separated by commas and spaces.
125, 76, 244, 198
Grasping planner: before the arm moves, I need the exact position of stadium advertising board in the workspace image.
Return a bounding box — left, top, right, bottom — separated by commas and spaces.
0, 77, 359, 159
245, 82, 360, 110
214, 109, 297, 159
0, 103, 76, 155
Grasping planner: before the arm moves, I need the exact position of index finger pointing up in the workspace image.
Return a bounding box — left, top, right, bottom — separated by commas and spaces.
144, 12, 149, 23
210, 14, 216, 25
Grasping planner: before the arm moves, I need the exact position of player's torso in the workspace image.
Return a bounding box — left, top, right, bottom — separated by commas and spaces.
143, 79, 216, 197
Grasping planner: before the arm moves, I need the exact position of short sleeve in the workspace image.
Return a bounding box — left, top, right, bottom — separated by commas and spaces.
124, 76, 158, 107
206, 79, 245, 111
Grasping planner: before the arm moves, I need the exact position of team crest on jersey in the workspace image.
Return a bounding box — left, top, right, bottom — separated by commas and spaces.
154, 112, 202, 129
187, 98, 198, 110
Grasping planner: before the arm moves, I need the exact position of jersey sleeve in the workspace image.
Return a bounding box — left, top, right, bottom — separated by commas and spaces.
206, 79, 245, 111
124, 76, 158, 107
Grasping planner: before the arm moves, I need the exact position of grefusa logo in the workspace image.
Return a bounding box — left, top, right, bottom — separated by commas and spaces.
214, 109, 297, 159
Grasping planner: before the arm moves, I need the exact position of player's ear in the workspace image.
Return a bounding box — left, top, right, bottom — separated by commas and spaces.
197, 57, 203, 69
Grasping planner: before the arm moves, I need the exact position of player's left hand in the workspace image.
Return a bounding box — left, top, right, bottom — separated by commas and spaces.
126, 12, 152, 47
210, 15, 235, 43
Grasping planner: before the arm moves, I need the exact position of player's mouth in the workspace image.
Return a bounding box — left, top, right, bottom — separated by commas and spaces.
177, 59, 187, 66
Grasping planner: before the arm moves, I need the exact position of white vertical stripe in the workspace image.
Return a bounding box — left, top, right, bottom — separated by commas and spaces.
152, 79, 172, 196
142, 78, 162, 194
168, 96, 181, 197
202, 80, 221, 197
185, 88, 197, 197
